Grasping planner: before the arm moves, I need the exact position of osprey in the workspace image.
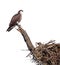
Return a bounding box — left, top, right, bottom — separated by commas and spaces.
7, 10, 23, 32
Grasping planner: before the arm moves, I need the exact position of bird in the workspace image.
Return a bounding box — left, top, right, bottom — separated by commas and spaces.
6, 10, 23, 32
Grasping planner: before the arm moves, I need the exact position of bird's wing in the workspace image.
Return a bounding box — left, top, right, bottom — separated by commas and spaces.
11, 14, 18, 22
18, 14, 21, 22
9, 14, 18, 26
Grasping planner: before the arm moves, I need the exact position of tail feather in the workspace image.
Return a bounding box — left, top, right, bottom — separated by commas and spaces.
6, 26, 14, 32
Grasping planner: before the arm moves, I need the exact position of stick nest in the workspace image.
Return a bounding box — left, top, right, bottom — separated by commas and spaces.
31, 40, 60, 65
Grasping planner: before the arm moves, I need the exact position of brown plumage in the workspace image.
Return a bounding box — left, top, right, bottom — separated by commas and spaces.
7, 10, 23, 32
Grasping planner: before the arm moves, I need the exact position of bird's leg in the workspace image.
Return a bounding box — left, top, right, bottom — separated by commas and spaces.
16, 23, 21, 28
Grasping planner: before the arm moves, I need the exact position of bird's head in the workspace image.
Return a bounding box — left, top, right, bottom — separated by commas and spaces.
18, 10, 23, 14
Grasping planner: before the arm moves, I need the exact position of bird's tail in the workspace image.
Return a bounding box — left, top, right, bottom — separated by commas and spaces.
6, 26, 14, 32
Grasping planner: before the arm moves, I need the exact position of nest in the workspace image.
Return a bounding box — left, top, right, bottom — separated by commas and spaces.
17, 27, 60, 65
31, 40, 60, 65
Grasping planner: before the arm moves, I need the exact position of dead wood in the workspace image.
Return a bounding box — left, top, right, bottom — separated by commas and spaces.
17, 26, 40, 61
16, 26, 60, 65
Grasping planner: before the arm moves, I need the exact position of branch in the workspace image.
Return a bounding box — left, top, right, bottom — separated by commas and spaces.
17, 26, 41, 61
17, 26, 35, 51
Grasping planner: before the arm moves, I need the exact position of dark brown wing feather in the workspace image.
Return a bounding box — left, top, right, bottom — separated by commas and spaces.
7, 26, 14, 32
9, 13, 21, 27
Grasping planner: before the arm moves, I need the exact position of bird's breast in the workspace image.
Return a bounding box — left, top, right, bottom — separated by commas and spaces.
18, 14, 22, 22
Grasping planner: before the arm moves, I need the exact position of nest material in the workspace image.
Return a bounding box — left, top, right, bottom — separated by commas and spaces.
17, 27, 60, 65
32, 40, 60, 65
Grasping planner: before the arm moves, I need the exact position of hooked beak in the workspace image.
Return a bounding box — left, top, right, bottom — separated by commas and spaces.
20, 10, 23, 12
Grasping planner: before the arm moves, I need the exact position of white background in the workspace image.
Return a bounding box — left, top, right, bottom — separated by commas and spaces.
0, 0, 60, 65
